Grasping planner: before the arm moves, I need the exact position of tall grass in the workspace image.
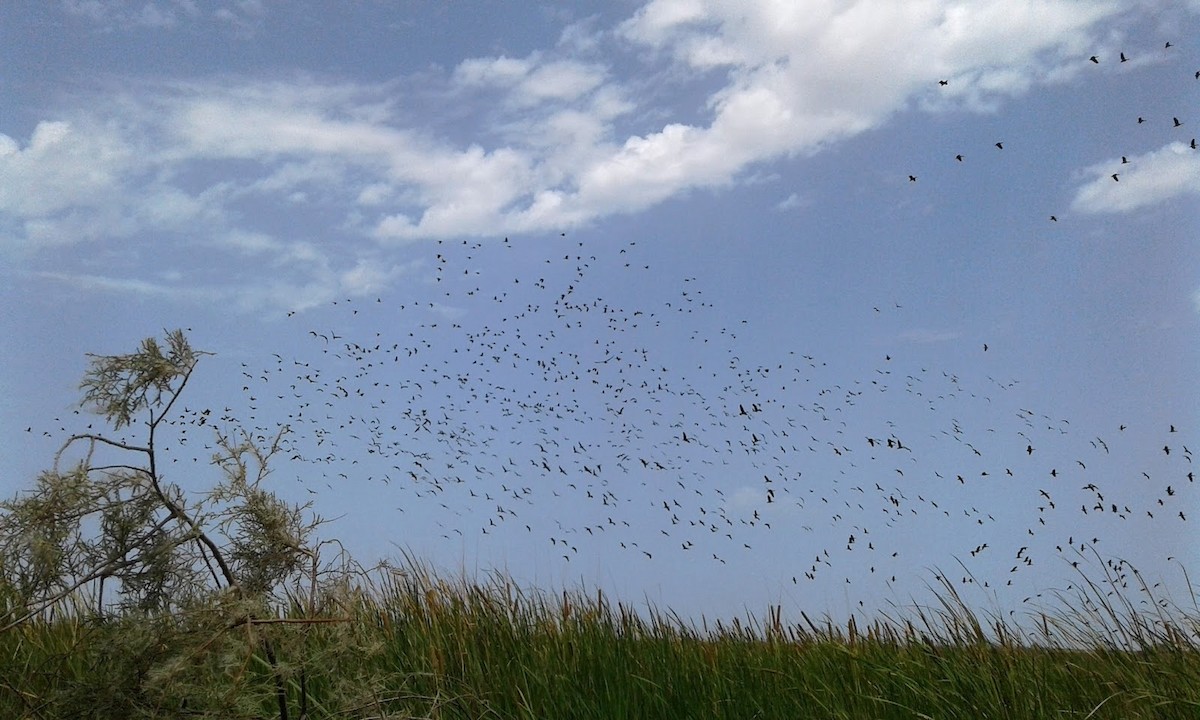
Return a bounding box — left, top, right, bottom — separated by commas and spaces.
2, 555, 1198, 719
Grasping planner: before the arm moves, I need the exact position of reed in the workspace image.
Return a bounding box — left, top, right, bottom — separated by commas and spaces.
1, 555, 1197, 719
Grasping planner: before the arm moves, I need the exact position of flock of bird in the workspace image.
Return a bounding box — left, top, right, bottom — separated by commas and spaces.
193, 229, 1191, 614
29, 39, 1196, 617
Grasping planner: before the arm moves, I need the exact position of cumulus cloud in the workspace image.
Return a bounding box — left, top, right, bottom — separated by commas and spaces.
14, 3, 1128, 246
0, 121, 132, 217
4, 1, 1147, 310
1071, 142, 1200, 214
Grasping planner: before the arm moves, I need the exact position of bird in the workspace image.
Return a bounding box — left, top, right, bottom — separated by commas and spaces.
1090, 55, 1099, 64
1111, 174, 1119, 182
1174, 117, 1183, 127
1120, 52, 1128, 62
995, 142, 1004, 149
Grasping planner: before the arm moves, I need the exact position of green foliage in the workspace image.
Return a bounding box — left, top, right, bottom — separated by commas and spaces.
2, 329, 1197, 718
2, 557, 1197, 719
0, 330, 354, 719
78, 329, 203, 431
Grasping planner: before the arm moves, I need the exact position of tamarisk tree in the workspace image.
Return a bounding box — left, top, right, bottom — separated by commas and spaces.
0, 330, 363, 719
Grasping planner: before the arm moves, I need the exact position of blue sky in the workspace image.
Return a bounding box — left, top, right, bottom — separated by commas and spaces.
2, 1, 1199, 627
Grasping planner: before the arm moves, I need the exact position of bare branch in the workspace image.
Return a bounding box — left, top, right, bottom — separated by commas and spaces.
53, 434, 150, 473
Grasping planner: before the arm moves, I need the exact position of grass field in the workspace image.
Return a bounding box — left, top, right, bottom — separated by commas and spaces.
2, 557, 1198, 719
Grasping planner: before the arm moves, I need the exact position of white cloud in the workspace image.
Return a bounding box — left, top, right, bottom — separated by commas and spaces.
5, 1, 1144, 310
515, 61, 607, 106
0, 121, 132, 217
775, 193, 803, 211
1071, 142, 1200, 214
453, 55, 537, 88
35, 269, 209, 299
454, 53, 608, 108
33, 229, 420, 316
60, 0, 207, 31
15, 3, 1129, 249
357, 183, 393, 206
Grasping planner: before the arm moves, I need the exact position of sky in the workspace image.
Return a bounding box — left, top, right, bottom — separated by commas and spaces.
2, 1, 1199, 631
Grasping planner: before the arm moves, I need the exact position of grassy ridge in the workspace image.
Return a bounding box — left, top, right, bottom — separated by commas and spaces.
2, 561, 1198, 719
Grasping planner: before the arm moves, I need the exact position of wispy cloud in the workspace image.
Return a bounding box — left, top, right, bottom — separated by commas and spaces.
775, 193, 805, 212
35, 269, 213, 299
59, 0, 265, 32
1071, 142, 1200, 214
34, 241, 419, 316
4, 1, 1156, 311
898, 329, 962, 345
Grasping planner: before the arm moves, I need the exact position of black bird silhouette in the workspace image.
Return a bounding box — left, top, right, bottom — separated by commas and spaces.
995, 142, 1004, 149
1174, 117, 1183, 127
1111, 174, 1119, 182
1120, 52, 1128, 62
938, 79, 949, 86
1089, 55, 1099, 63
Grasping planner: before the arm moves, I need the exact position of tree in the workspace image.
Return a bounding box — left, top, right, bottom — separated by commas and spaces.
0, 329, 361, 719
